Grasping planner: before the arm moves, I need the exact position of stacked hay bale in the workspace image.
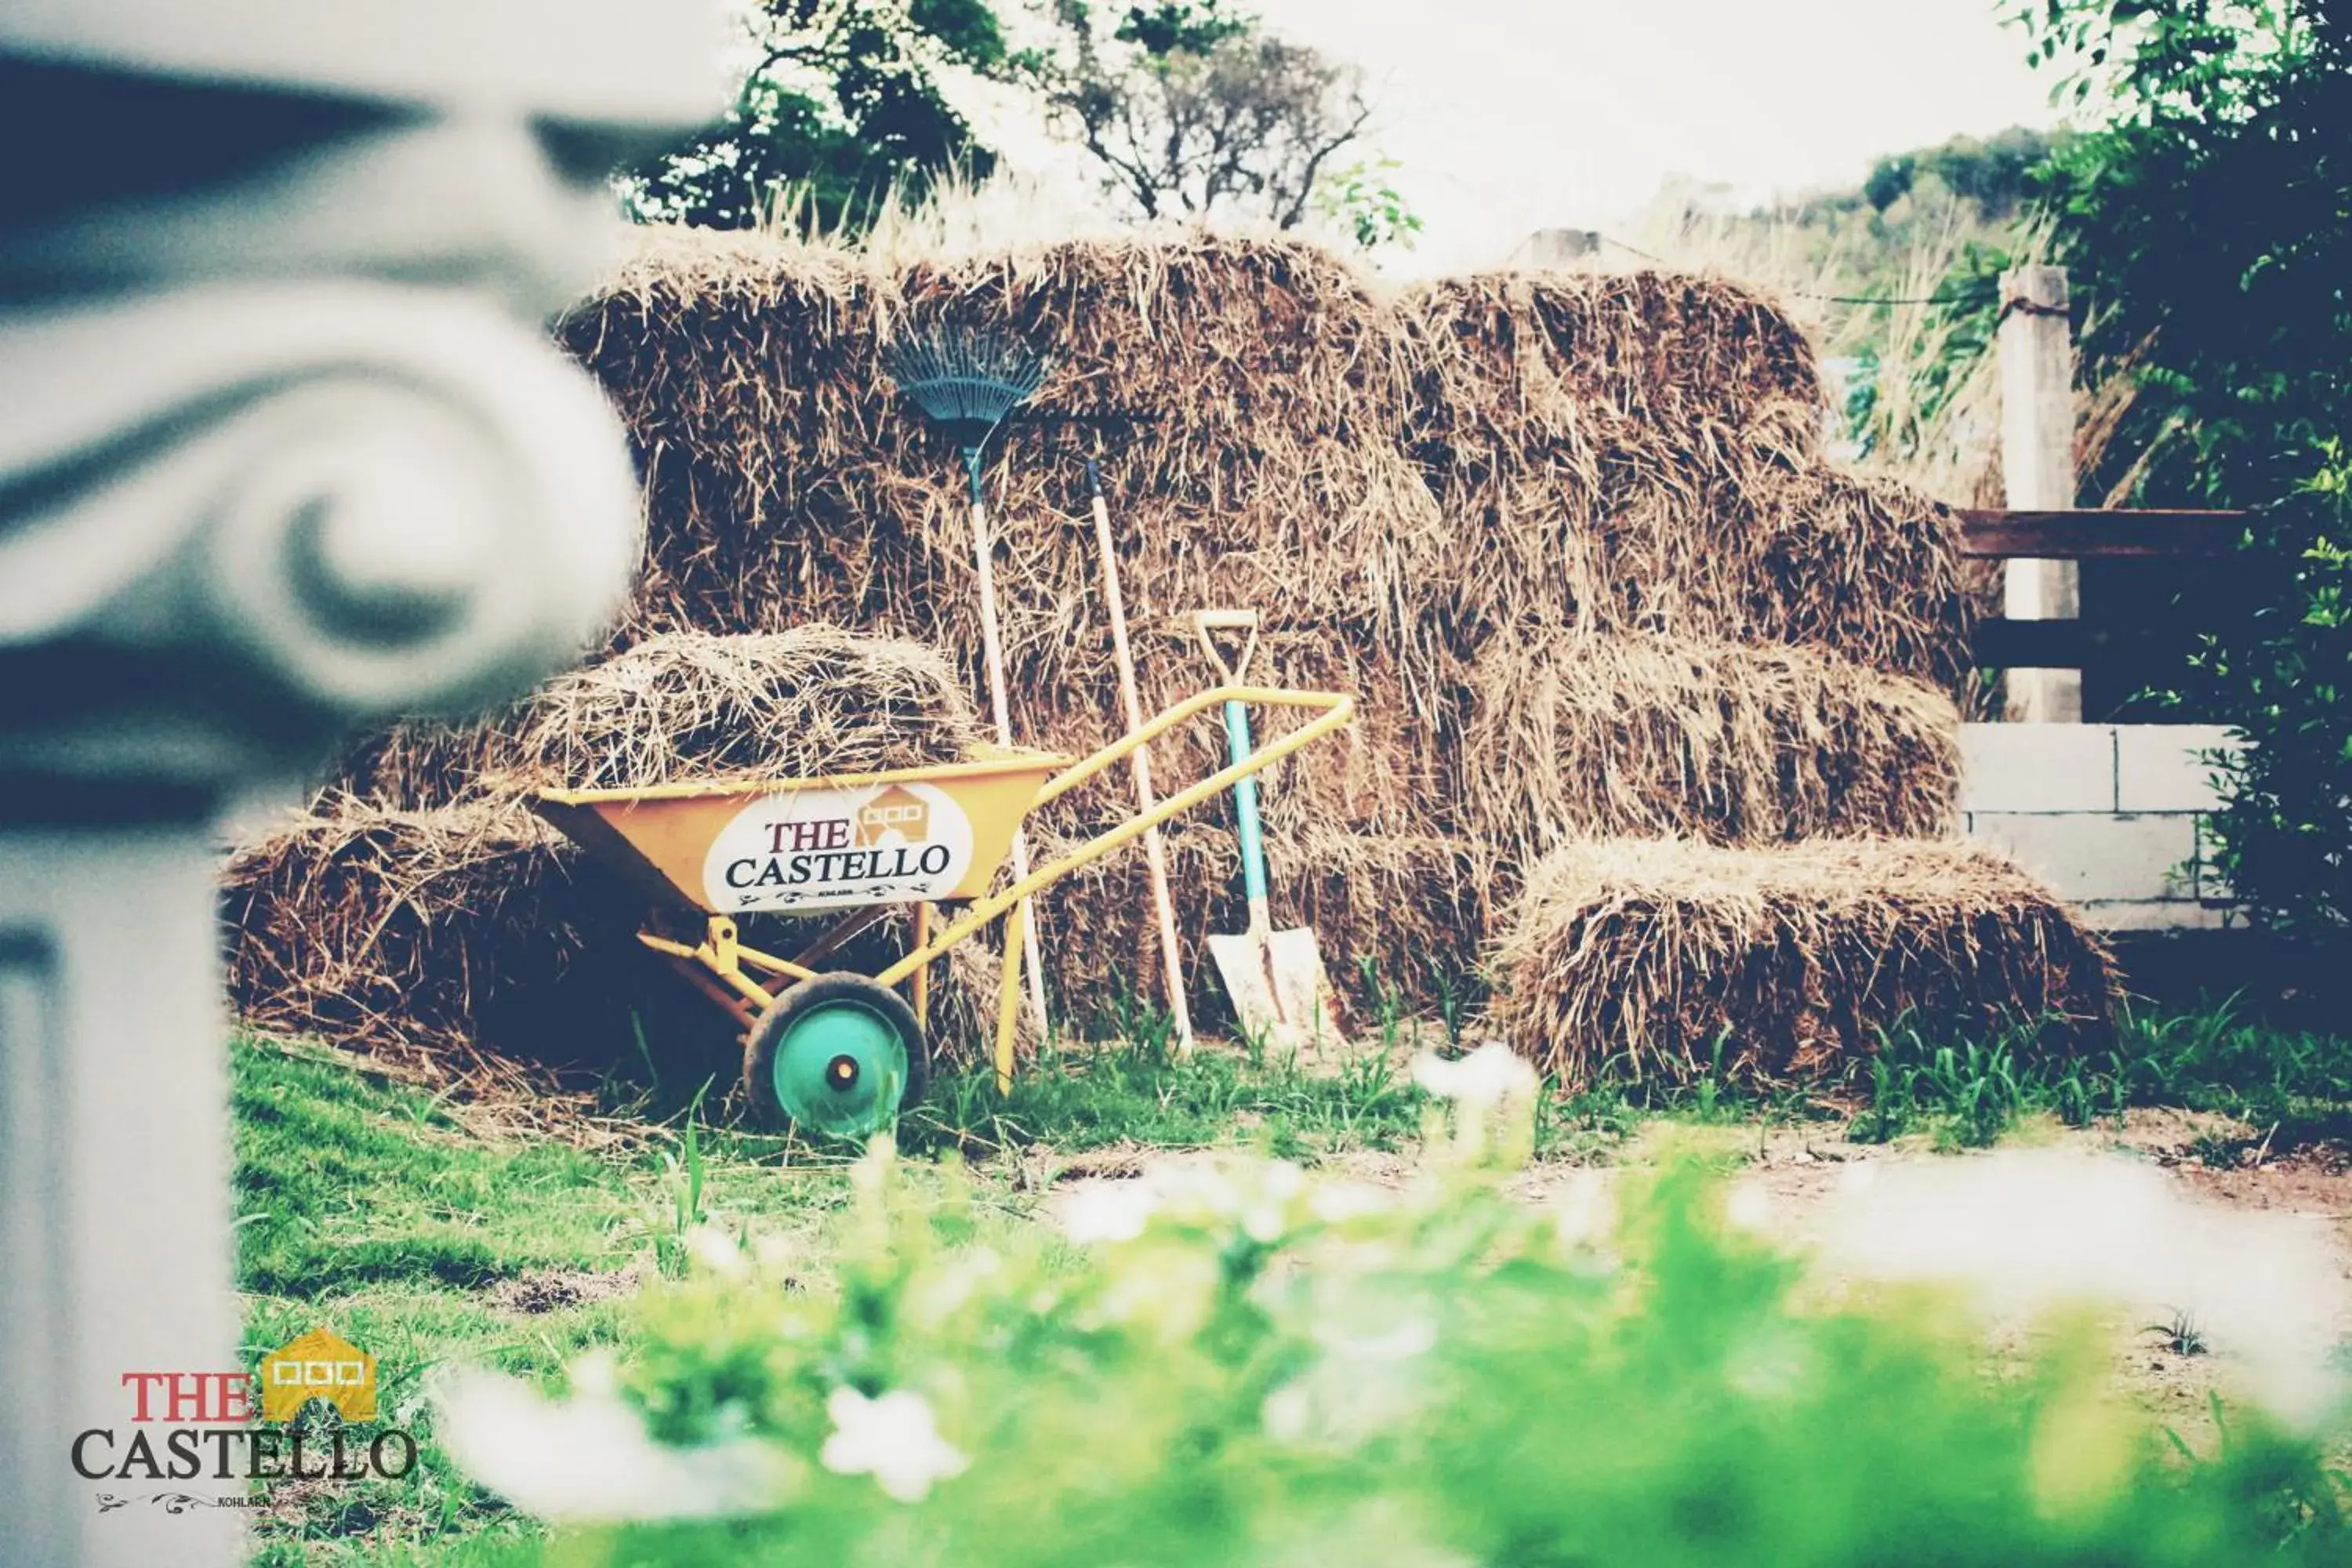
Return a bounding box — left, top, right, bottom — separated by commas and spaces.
1393, 272, 1969, 688
225, 627, 1023, 1083
227, 224, 2114, 1094
1486, 839, 2121, 1084
1393, 269, 2103, 1087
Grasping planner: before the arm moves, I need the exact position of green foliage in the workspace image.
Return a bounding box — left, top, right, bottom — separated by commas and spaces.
2114, 1000, 2352, 1150
622, 0, 1012, 229
2013, 0, 2352, 951
1863, 126, 2065, 218
1848, 1016, 2129, 1149
1311, 155, 1424, 251
492, 1144, 2346, 1565
2187, 454, 2352, 945
1112, 0, 1250, 53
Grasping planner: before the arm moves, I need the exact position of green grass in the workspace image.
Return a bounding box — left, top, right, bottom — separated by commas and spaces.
235, 1046, 642, 1295
898, 1033, 1426, 1160
234, 1040, 872, 1562
1837, 1004, 2352, 1153
2118, 1003, 2352, 1153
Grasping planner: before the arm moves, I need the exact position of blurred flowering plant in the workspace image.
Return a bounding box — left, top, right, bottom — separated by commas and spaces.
443, 1080, 2347, 1563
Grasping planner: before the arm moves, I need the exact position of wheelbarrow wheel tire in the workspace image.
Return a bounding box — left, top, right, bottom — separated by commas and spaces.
747, 974, 930, 1138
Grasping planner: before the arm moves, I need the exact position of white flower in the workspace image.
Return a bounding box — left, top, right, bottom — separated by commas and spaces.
1549, 1170, 1613, 1247
820, 1387, 968, 1502
436, 1363, 793, 1523
1410, 1041, 1539, 1109
1058, 1180, 1160, 1244
1316, 1316, 1437, 1362
684, 1224, 750, 1277
1724, 1180, 1773, 1234
1309, 1180, 1394, 1224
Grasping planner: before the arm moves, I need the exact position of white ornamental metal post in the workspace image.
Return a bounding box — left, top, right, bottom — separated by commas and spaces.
0, 5, 716, 1564
1998, 264, 2084, 723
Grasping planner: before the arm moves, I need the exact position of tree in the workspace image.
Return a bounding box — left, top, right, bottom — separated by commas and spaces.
1025, 1, 1374, 227
1863, 154, 1916, 212
622, 0, 1013, 230
2015, 0, 2352, 954
1860, 129, 2063, 218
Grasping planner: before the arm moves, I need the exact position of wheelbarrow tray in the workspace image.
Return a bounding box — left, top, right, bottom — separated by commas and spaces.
532, 749, 1071, 919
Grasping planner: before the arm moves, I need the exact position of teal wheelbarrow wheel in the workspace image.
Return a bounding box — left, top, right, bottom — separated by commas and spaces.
747, 974, 930, 1138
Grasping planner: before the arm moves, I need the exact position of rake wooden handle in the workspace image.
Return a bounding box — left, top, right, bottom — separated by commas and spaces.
1089, 460, 1194, 1054
967, 489, 1051, 1040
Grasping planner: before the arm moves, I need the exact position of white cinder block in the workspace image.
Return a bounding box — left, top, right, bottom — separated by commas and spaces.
2114, 725, 2239, 812
1958, 724, 2116, 813
2079, 899, 2238, 931
1965, 811, 2197, 902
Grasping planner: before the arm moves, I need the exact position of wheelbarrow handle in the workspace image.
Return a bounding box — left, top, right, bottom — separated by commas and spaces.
873, 686, 1353, 989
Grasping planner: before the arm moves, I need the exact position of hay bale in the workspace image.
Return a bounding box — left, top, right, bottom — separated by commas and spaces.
1454, 634, 1960, 854
332, 626, 983, 809
1486, 837, 2119, 1087
1032, 824, 1498, 1030
1397, 273, 1969, 685
223, 800, 1027, 1086
561, 230, 1445, 690
1020, 623, 1448, 847
220, 804, 637, 1076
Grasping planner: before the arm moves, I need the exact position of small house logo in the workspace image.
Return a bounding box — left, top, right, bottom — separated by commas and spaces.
260, 1327, 376, 1423
854, 784, 931, 848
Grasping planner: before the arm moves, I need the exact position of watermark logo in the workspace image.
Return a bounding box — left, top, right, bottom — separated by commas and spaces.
77, 1327, 417, 1517
259, 1326, 376, 1423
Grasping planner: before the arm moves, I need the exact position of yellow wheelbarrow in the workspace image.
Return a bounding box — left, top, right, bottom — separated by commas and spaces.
531, 686, 1352, 1137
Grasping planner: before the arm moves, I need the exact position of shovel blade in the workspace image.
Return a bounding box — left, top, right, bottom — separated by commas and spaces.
1207, 928, 1348, 1054
1266, 926, 1348, 1050
1206, 931, 1291, 1049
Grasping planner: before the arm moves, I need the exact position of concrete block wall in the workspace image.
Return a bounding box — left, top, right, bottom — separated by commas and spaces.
1960, 724, 2239, 930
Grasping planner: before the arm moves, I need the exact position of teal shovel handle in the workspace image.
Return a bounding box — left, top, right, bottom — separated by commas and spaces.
1222, 697, 1269, 907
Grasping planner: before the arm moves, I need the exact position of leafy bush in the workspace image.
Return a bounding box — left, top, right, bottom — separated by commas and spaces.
2190, 458, 2352, 950
442, 1113, 2347, 1563
2016, 0, 2352, 949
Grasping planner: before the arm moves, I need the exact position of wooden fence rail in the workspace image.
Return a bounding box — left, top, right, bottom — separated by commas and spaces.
1960, 507, 2249, 683
1958, 509, 2245, 560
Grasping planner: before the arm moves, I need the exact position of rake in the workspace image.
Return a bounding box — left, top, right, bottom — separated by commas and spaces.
883, 325, 1052, 1040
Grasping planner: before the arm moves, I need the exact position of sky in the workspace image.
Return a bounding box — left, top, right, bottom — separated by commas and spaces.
1244, 0, 2063, 270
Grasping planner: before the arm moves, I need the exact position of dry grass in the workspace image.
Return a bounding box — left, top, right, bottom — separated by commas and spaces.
221, 804, 633, 1086
1486, 837, 2120, 1088
334, 626, 982, 810
566, 231, 1442, 683
1457, 634, 1960, 855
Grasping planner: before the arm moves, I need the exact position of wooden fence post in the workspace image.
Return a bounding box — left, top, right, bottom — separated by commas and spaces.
1998, 265, 2083, 722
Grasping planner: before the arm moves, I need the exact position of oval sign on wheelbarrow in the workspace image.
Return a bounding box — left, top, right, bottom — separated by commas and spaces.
700, 781, 979, 916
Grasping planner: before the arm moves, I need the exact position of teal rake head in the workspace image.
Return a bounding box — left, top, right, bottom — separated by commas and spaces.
881, 326, 1049, 479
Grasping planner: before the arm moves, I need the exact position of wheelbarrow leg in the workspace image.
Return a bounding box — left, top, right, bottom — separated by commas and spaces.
910, 902, 932, 1034
993, 902, 1029, 1096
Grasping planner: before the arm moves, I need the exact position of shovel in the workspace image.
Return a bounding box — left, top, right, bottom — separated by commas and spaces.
1191, 610, 1347, 1053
